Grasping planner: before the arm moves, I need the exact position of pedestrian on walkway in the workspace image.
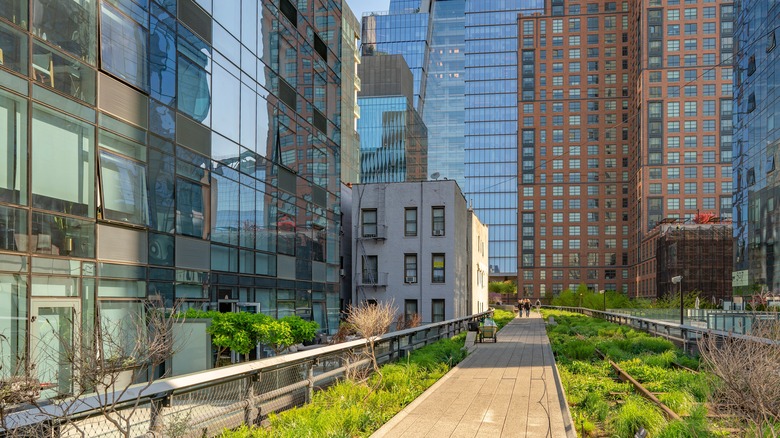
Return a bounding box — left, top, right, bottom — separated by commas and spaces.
523, 299, 531, 317
517, 300, 523, 317
535, 299, 541, 312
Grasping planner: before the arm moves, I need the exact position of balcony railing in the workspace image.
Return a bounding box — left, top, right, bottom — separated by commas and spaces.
1, 311, 492, 437
356, 271, 388, 286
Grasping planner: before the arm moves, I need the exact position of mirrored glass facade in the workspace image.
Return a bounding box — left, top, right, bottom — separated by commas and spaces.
0, 0, 345, 380
733, 0, 779, 293
361, 0, 430, 113
464, 0, 543, 277
357, 96, 428, 183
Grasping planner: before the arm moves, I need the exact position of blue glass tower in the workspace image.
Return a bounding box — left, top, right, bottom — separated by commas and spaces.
464, 1, 543, 277
361, 0, 430, 113
733, 0, 779, 293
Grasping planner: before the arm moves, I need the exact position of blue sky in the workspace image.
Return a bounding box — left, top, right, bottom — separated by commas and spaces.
346, 0, 390, 19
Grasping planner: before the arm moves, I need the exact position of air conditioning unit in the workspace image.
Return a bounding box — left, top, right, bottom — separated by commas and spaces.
339, 269, 346, 277
363, 233, 376, 238
405, 276, 417, 283
433, 230, 444, 236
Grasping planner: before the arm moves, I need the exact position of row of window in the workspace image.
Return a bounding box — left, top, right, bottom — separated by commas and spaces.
361, 254, 446, 285
361, 207, 446, 238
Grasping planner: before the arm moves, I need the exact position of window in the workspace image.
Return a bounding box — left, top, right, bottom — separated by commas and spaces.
432, 254, 445, 283
404, 300, 418, 323
0, 92, 26, 205
432, 299, 445, 323
100, 2, 149, 91
363, 256, 378, 284
99, 149, 149, 226
361, 209, 377, 237
32, 105, 95, 218
405, 254, 418, 283
405, 208, 417, 236
432, 207, 445, 236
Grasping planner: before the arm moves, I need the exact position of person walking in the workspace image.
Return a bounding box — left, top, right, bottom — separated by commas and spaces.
523, 299, 531, 317
517, 300, 523, 317
535, 299, 541, 312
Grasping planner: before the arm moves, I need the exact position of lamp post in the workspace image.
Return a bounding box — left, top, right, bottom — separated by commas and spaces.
579, 293, 583, 308
600, 290, 606, 311
672, 276, 683, 325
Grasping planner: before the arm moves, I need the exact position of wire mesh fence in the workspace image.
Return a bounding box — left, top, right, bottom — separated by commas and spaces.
1, 312, 488, 437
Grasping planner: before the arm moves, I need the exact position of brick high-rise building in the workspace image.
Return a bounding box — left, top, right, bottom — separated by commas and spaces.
517, 0, 734, 300
518, 1, 632, 299
629, 0, 734, 298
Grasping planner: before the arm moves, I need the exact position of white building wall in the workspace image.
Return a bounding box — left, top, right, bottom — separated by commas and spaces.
469, 211, 489, 314
351, 180, 485, 323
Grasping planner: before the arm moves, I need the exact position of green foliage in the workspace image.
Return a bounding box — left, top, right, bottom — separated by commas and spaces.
279, 316, 319, 345
543, 310, 722, 437
488, 281, 516, 294
609, 396, 667, 437
208, 312, 271, 356
491, 309, 515, 330
220, 331, 469, 437
177, 311, 319, 359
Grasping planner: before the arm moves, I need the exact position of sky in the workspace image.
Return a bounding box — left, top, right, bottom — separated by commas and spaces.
346, 0, 390, 19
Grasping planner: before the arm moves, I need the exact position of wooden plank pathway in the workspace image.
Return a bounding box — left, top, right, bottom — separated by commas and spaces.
372, 312, 576, 438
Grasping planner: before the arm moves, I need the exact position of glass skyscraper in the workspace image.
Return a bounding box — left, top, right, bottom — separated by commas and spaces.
360, 0, 543, 278
361, 1, 430, 113
0, 0, 345, 391
464, 1, 543, 278
733, 0, 779, 294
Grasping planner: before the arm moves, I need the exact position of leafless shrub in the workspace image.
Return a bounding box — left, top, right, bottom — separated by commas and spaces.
698, 319, 780, 437
0, 297, 183, 438
394, 313, 422, 331
346, 300, 396, 376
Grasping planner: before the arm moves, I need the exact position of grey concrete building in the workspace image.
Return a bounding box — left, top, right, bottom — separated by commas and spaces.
351, 180, 488, 323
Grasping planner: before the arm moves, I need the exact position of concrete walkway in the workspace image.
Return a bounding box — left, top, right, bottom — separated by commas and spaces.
372, 312, 575, 438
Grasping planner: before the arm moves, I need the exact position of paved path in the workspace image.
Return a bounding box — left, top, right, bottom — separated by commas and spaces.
372, 312, 575, 438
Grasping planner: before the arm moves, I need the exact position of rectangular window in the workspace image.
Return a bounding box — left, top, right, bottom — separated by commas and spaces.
405, 207, 417, 236
98, 150, 149, 226
0, 91, 27, 205
361, 209, 377, 237
432, 207, 445, 236
362, 255, 378, 284
432, 254, 445, 283
432, 299, 445, 323
100, 2, 149, 91
404, 254, 417, 283
32, 105, 95, 218
404, 299, 418, 323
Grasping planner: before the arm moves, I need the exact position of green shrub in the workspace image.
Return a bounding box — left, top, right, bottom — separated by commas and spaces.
657, 391, 695, 416
492, 309, 514, 329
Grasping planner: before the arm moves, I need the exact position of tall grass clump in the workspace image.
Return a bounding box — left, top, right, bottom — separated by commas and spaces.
609, 396, 666, 437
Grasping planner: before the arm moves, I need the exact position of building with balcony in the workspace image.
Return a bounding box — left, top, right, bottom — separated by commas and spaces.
0, 0, 345, 391
351, 180, 488, 323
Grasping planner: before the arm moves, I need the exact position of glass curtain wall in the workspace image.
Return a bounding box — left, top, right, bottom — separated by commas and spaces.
464, 0, 543, 277
0, 0, 344, 380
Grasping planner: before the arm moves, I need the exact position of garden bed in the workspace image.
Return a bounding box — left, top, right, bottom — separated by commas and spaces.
543, 309, 731, 437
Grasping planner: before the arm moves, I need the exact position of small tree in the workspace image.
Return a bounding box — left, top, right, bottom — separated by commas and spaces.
206, 312, 271, 363
346, 301, 396, 376
257, 316, 319, 356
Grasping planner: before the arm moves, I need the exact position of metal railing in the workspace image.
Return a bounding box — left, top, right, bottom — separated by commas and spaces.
1, 311, 491, 437
546, 306, 779, 354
